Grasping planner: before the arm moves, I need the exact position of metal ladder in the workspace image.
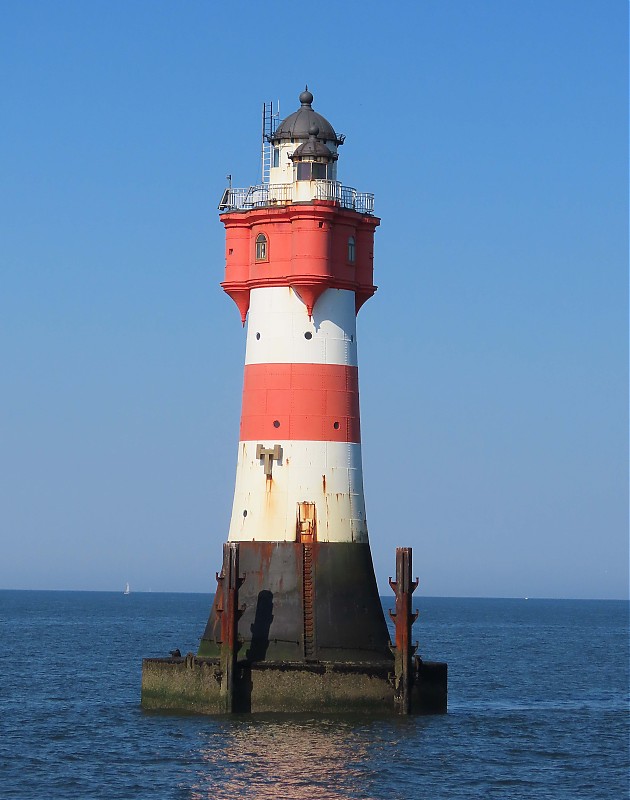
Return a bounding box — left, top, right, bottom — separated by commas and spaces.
261, 100, 280, 183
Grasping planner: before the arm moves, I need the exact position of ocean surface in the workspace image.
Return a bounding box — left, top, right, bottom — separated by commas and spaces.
0, 591, 627, 799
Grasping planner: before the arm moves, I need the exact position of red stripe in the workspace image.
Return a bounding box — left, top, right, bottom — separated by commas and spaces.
240, 363, 361, 443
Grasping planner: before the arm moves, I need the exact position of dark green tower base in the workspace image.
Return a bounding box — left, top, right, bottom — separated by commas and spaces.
199, 541, 392, 664
141, 655, 447, 715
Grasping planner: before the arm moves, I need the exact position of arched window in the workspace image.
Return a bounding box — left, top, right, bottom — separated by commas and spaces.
255, 233, 268, 262
347, 236, 356, 263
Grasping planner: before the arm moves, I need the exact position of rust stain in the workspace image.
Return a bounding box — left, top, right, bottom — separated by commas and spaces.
322, 474, 326, 493
297, 502, 316, 544
257, 540, 276, 577
264, 477, 276, 521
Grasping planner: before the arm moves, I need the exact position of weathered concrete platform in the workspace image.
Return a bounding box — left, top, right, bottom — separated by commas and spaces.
141, 655, 447, 715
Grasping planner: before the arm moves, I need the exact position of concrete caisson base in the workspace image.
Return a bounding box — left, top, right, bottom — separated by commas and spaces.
141, 656, 447, 715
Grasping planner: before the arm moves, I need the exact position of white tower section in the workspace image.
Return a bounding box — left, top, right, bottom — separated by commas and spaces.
227, 286, 368, 544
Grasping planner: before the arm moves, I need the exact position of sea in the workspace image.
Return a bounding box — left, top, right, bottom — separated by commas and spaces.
0, 591, 627, 800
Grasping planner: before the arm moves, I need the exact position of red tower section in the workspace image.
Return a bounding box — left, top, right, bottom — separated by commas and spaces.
221, 202, 379, 323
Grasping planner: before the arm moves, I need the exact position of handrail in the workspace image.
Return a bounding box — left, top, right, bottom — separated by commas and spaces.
219, 181, 374, 214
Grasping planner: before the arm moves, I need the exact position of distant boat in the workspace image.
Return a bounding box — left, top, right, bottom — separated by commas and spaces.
123, 582, 130, 595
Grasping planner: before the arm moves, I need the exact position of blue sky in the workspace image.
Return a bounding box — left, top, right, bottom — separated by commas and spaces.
1, 0, 627, 598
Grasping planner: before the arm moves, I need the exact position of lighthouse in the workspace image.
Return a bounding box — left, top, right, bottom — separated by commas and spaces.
141, 90, 447, 714
198, 88, 389, 664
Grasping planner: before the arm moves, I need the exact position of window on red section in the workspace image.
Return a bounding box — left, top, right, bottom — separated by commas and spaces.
255, 233, 268, 262
348, 236, 356, 263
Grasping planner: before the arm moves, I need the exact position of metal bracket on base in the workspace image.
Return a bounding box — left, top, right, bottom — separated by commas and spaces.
216, 542, 245, 712
389, 547, 419, 714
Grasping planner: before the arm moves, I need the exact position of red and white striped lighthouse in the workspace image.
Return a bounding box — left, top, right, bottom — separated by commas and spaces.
141, 88, 448, 715
199, 89, 390, 664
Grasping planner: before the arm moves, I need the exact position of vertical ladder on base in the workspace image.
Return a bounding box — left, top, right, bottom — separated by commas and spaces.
303, 544, 315, 659
298, 501, 316, 660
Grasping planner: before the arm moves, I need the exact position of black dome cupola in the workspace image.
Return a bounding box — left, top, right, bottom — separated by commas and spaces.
270, 88, 345, 147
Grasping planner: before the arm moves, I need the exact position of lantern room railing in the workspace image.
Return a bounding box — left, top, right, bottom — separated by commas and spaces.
218, 181, 375, 215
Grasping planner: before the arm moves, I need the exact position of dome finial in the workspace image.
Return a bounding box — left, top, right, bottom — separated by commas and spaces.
299, 87, 314, 106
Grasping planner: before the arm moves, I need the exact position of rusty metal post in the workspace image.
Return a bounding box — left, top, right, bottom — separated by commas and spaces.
217, 542, 242, 713
389, 547, 419, 714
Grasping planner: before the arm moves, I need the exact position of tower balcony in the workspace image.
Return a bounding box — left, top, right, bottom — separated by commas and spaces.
218, 180, 375, 216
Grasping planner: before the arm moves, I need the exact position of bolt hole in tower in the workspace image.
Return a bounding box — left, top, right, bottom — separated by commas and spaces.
141, 89, 447, 715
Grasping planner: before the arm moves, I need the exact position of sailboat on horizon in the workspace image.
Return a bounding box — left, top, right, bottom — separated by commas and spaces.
123, 582, 130, 595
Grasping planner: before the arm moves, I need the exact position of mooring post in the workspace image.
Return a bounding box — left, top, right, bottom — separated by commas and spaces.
218, 542, 242, 713
389, 547, 419, 714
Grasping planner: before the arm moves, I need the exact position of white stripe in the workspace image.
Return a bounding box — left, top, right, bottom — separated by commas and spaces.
228, 440, 368, 543
245, 286, 358, 367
